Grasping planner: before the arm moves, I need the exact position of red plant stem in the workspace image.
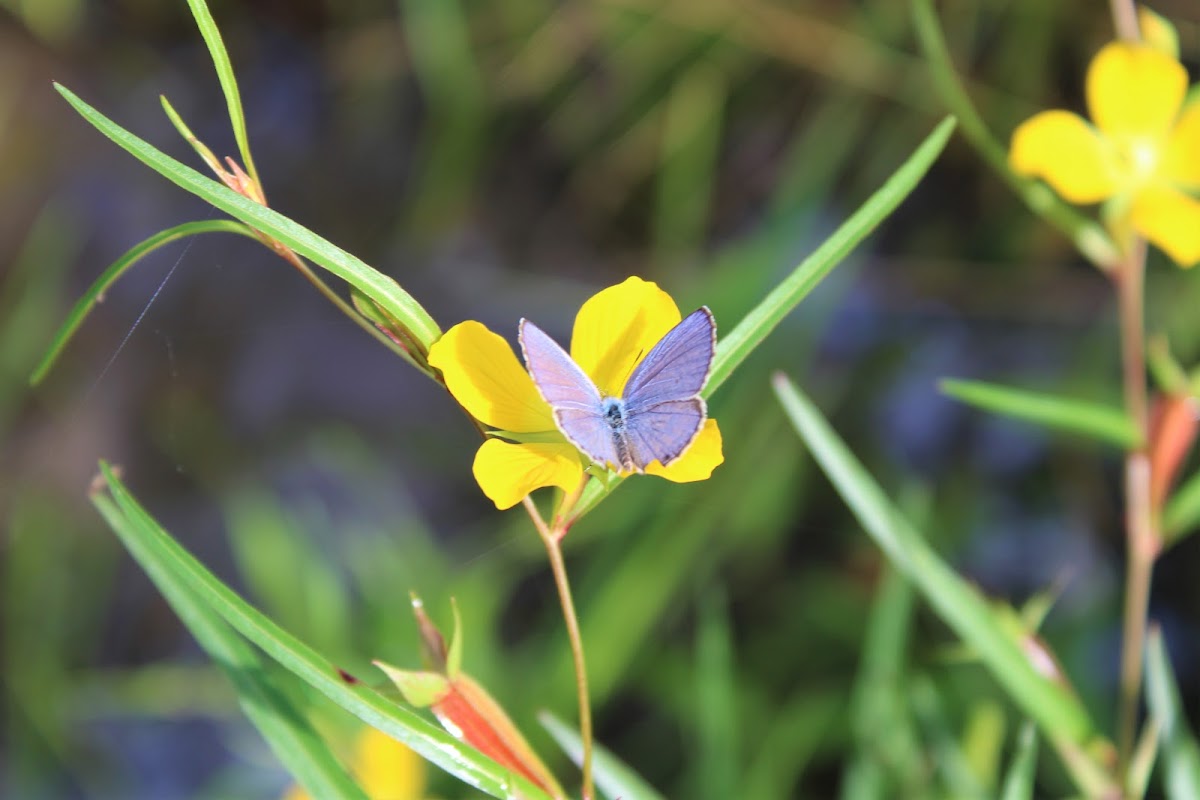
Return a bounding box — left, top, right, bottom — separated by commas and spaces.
523, 496, 593, 800
1114, 239, 1157, 786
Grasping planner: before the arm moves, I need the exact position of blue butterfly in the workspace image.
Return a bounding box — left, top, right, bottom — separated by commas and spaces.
519, 308, 716, 473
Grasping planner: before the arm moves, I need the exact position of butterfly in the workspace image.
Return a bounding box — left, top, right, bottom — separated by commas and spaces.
518, 307, 716, 473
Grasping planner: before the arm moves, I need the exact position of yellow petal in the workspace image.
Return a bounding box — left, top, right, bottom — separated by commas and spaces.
1009, 110, 1121, 203
1162, 99, 1200, 190
1087, 42, 1186, 142
1131, 184, 1200, 267
354, 728, 426, 800
473, 439, 584, 509
429, 321, 554, 433
1138, 6, 1180, 59
645, 418, 724, 482
570, 277, 682, 397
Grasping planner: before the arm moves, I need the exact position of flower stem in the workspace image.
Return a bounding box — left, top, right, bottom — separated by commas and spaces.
1113, 238, 1157, 786
523, 495, 593, 800
1109, 0, 1141, 41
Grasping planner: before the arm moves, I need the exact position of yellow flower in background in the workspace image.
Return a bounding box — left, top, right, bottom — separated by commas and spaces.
429, 277, 724, 510
1009, 40, 1200, 266
284, 727, 426, 800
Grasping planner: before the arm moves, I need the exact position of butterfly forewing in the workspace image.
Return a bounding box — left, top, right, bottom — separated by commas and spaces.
621, 308, 716, 410
519, 319, 621, 468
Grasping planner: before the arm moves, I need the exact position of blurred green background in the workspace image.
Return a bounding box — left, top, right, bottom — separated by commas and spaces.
2, 0, 1200, 797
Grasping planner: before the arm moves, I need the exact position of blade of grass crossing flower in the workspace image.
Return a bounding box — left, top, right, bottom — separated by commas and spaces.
183, 0, 259, 186
998, 722, 1039, 800
96, 464, 552, 800
538, 711, 666, 800
769, 374, 1099, 749
705, 116, 955, 397
694, 586, 738, 800
54, 85, 442, 350
571, 117, 957, 521
30, 220, 256, 386
909, 0, 1118, 269
1146, 628, 1200, 799
1163, 469, 1200, 546
91, 494, 370, 800
941, 379, 1139, 449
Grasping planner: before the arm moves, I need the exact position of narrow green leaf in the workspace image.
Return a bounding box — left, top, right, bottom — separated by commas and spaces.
1163, 469, 1200, 546
910, 0, 1119, 269
92, 494, 369, 800
910, 677, 988, 799
941, 378, 1138, 449
570, 116, 957, 520
706, 116, 955, 397
30, 220, 255, 386
998, 722, 1039, 800
538, 711, 666, 800
54, 84, 442, 350
770, 375, 1101, 752
694, 586, 738, 800
1146, 628, 1200, 799
96, 464, 552, 800
183, 0, 259, 185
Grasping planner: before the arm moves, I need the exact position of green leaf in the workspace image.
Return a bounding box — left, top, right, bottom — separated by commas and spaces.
910, 677, 988, 799
770, 375, 1107, 771
91, 494, 369, 800
539, 711, 666, 800
183, 0, 259, 186
1163, 469, 1200, 546
54, 84, 442, 351
1146, 628, 1200, 799
909, 0, 1119, 270
941, 378, 1139, 449
570, 116, 957, 520
95, 464, 552, 800
30, 220, 255, 386
694, 586, 738, 800
998, 722, 1039, 800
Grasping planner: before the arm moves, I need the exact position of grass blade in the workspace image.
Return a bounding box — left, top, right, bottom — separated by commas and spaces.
998, 722, 1039, 800
92, 494, 369, 800
183, 0, 259, 185
1163, 469, 1200, 546
694, 586, 738, 800
54, 84, 442, 350
539, 711, 666, 800
941, 378, 1138, 449
96, 464, 552, 800
769, 375, 1102, 754
30, 220, 255, 386
1146, 628, 1200, 799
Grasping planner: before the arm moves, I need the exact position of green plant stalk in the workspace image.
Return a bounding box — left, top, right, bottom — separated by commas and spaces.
524, 496, 593, 800
1116, 238, 1158, 785
910, 0, 1119, 270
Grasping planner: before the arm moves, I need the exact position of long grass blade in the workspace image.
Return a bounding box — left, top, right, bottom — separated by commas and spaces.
539, 711, 666, 800
1146, 628, 1200, 799
998, 722, 1039, 800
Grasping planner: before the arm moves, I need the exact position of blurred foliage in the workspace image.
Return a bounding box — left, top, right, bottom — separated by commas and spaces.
3, 0, 1200, 798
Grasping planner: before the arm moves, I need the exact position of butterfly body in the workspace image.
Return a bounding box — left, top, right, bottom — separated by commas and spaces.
519, 308, 715, 472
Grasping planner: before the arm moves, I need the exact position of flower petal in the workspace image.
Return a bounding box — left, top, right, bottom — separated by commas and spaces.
1009, 110, 1121, 203
354, 728, 426, 800
571, 276, 682, 397
1162, 98, 1200, 190
645, 418, 724, 482
1087, 42, 1186, 142
429, 321, 554, 433
1131, 184, 1200, 267
473, 440, 584, 509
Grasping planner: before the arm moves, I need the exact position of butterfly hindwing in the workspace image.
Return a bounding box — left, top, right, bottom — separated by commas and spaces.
623, 398, 707, 470
519, 319, 621, 469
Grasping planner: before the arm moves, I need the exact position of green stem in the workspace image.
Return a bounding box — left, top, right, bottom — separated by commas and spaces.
909, 0, 1119, 269
1114, 238, 1157, 789
523, 496, 593, 800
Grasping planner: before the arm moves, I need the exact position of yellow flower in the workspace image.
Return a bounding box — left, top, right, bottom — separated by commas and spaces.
429, 277, 724, 509
283, 726, 426, 800
1009, 41, 1200, 266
